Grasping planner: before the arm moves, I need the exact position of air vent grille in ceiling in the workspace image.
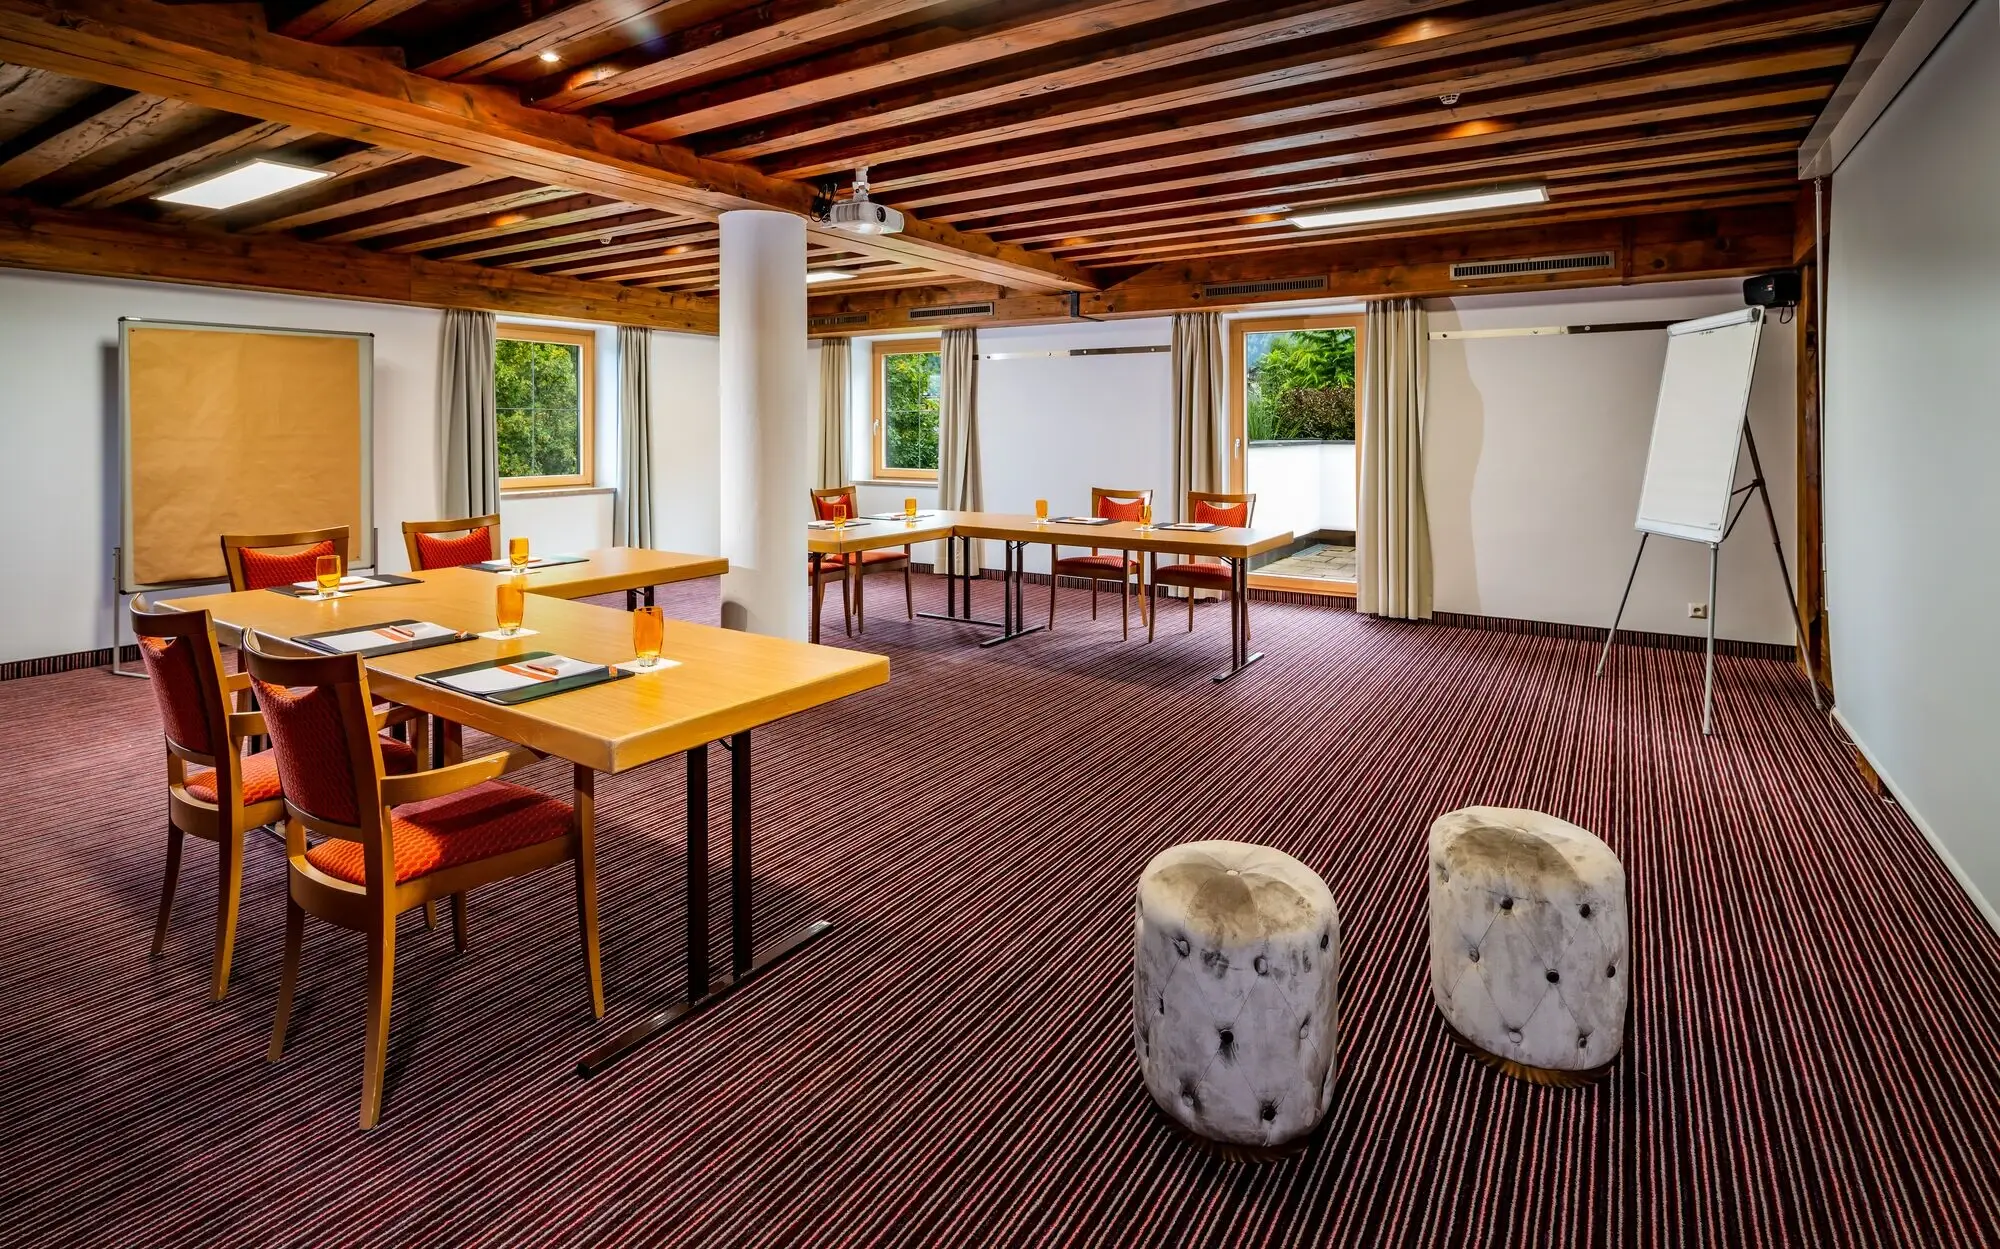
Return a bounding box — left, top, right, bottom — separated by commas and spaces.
1450, 251, 1615, 281
1199, 275, 1329, 299
907, 302, 995, 321
808, 313, 870, 330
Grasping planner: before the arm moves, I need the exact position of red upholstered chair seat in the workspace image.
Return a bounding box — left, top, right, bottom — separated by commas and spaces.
304, 781, 572, 885
1054, 553, 1140, 577
184, 736, 417, 806
1154, 560, 1234, 588
414, 529, 495, 568
823, 549, 909, 571
238, 540, 338, 592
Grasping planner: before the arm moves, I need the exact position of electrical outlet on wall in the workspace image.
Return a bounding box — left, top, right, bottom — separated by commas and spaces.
1689, 603, 1709, 619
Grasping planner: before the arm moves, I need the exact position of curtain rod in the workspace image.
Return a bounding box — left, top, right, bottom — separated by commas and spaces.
979, 345, 1170, 359
1429, 321, 1677, 341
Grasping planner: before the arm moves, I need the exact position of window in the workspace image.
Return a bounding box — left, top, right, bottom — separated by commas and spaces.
496, 324, 594, 490
871, 338, 940, 480
1240, 318, 1360, 444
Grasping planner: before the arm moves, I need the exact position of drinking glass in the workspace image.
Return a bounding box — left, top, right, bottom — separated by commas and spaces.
1035, 498, 1049, 524
904, 497, 918, 520
508, 536, 531, 570
632, 605, 665, 670
496, 574, 527, 636
314, 554, 342, 598
1139, 502, 1154, 529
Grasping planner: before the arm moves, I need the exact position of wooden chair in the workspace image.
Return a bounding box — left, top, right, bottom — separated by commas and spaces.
1049, 487, 1152, 639
1148, 492, 1256, 643
245, 633, 603, 1130
132, 598, 418, 1000
811, 486, 913, 634
402, 515, 500, 570
220, 525, 353, 593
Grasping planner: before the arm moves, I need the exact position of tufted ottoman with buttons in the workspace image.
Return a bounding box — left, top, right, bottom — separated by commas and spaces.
1427, 807, 1629, 1085
1132, 840, 1339, 1148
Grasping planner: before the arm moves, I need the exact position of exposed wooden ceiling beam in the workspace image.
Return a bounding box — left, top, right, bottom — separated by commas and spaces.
526, 226, 721, 275
620, 0, 1241, 142
806, 205, 1798, 333
374, 193, 631, 254
61, 114, 295, 208
0, 0, 1095, 291
428, 208, 687, 262
528, 0, 952, 112
224, 156, 487, 231
413, 0, 715, 82
277, 0, 430, 44
0, 86, 193, 192
0, 195, 719, 330
305, 178, 569, 243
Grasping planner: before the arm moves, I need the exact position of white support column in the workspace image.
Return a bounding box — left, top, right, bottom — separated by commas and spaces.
718, 210, 809, 639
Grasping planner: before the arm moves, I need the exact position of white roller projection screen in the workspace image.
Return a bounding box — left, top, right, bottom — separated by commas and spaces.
1633, 307, 1766, 542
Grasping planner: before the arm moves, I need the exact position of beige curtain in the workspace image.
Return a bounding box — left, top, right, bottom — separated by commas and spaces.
615, 325, 653, 547
1170, 311, 1227, 520
1358, 298, 1433, 619
816, 338, 849, 490
936, 327, 980, 569
438, 308, 498, 517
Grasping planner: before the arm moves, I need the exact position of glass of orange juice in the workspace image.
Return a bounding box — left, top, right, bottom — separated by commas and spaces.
1034, 499, 1049, 524
496, 573, 527, 636
508, 536, 531, 570
632, 605, 665, 670
904, 496, 918, 520
313, 553, 342, 598
1139, 501, 1154, 529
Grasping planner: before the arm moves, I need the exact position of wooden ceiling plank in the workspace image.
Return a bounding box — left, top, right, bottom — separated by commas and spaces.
689, 0, 1465, 163
528, 0, 954, 113
0, 87, 194, 192
373, 193, 630, 253
428, 206, 683, 262
890, 60, 1848, 214
412, 0, 714, 82
278, 0, 431, 44
303, 177, 564, 243
0, 62, 102, 140
618, 0, 1241, 142
227, 156, 487, 231
913, 86, 1833, 221
986, 136, 1808, 247
61, 115, 296, 208
0, 194, 718, 329
954, 112, 1815, 235
519, 225, 720, 272
0, 0, 1094, 290
865, 25, 1870, 195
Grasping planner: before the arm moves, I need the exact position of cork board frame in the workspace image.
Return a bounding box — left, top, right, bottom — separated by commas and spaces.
119, 318, 374, 592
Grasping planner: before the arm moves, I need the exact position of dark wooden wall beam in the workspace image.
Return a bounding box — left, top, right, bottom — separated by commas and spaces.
0, 196, 720, 331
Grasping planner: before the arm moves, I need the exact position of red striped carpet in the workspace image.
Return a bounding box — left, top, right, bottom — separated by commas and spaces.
2, 576, 1997, 1247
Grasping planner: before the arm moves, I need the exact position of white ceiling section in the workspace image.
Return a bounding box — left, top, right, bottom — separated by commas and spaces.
1796, 0, 1983, 177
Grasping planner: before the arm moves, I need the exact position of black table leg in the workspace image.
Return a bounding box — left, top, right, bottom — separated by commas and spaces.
979, 539, 1047, 648
920, 533, 1007, 631
809, 552, 826, 644
1212, 556, 1264, 682
644, 585, 656, 608
574, 734, 835, 1077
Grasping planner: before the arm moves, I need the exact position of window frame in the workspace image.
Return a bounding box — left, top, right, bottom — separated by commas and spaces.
871, 336, 942, 483
1227, 313, 1365, 490
496, 322, 596, 492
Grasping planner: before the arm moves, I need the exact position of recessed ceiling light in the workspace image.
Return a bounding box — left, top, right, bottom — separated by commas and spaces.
806, 269, 855, 284
538, 50, 562, 63
154, 159, 328, 210
1288, 183, 1547, 230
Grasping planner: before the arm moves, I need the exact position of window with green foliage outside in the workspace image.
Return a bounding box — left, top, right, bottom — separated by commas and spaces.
495, 332, 591, 485
876, 346, 941, 477
1245, 327, 1357, 442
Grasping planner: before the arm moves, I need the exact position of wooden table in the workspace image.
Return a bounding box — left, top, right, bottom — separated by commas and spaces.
808, 514, 1294, 681
511, 546, 729, 609
165, 558, 887, 1074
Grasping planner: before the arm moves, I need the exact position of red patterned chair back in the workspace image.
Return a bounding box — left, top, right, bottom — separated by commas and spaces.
243, 635, 396, 880
1189, 492, 1256, 528
811, 487, 859, 522
130, 599, 231, 766
403, 515, 500, 570
1092, 486, 1152, 522
221, 526, 352, 593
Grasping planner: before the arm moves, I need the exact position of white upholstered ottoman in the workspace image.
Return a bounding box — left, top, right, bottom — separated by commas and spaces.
1427, 807, 1629, 1085
1132, 841, 1339, 1148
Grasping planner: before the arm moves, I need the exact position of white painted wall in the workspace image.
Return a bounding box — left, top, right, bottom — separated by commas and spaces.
0, 269, 726, 664
1426, 280, 1799, 644
1824, 4, 2000, 922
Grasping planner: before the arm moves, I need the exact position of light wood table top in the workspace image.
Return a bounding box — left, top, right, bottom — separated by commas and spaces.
806, 514, 960, 555
164, 566, 886, 774
949, 513, 1294, 560
510, 547, 729, 598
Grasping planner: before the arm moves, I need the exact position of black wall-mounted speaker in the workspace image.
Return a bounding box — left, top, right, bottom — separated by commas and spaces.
1744, 271, 1802, 309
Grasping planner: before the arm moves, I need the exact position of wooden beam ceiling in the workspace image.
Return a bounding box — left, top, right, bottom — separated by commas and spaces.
0, 195, 720, 329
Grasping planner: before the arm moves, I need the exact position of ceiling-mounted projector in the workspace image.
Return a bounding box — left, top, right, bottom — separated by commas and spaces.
823, 166, 903, 235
